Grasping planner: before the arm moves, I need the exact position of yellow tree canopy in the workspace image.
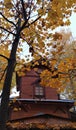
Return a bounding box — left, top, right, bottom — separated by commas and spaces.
40, 35, 76, 99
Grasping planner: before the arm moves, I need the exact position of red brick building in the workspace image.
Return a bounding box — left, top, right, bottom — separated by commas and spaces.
17, 69, 59, 100
8, 69, 76, 129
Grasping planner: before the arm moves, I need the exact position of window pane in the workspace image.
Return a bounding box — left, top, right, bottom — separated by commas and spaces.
35, 86, 44, 96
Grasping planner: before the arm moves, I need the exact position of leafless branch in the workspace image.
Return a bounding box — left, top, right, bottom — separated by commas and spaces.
0, 54, 9, 61
20, 0, 40, 31
0, 66, 8, 81
0, 12, 16, 27
21, 15, 41, 31
21, 0, 27, 21
28, 16, 41, 26
0, 26, 16, 36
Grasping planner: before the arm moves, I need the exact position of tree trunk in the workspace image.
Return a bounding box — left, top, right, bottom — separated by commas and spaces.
0, 32, 20, 130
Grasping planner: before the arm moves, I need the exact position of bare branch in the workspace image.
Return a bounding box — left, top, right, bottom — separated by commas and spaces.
21, 15, 41, 31
0, 54, 9, 61
28, 16, 41, 26
21, 0, 27, 21
16, 17, 21, 32
20, 20, 28, 31
0, 12, 16, 27
0, 66, 8, 81
0, 26, 16, 36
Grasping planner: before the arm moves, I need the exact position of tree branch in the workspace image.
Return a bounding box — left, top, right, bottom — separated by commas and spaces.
0, 26, 16, 36
21, 0, 27, 21
0, 12, 16, 27
21, 15, 41, 31
0, 66, 8, 81
16, 18, 21, 32
0, 54, 9, 61
20, 20, 28, 31
27, 16, 41, 27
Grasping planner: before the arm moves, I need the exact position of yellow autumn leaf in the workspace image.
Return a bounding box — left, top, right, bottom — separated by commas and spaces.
4, 0, 13, 8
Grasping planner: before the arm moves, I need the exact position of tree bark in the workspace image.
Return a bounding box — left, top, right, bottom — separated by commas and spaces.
0, 32, 20, 130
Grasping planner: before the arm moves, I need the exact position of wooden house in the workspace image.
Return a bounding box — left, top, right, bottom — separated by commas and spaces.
8, 68, 76, 130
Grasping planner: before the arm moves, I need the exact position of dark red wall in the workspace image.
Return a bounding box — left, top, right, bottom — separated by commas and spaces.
10, 100, 73, 120
19, 69, 58, 100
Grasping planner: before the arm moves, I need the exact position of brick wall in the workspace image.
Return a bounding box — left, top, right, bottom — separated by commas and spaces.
19, 69, 58, 100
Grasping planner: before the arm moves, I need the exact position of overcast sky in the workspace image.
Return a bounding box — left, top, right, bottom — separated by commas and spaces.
70, 12, 76, 38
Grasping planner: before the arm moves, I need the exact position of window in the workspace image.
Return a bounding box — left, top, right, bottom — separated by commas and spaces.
34, 84, 45, 98
33, 79, 45, 99
35, 85, 44, 96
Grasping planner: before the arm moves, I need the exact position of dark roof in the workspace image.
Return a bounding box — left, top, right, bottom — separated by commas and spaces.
10, 98, 74, 103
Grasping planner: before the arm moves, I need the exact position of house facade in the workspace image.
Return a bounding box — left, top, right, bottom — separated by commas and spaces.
17, 69, 59, 100
8, 69, 76, 129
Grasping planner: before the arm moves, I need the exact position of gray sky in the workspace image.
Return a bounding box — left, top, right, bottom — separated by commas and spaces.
70, 12, 76, 38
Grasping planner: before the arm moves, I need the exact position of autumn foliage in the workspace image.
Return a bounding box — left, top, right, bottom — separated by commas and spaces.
0, 0, 76, 129
0, 0, 76, 88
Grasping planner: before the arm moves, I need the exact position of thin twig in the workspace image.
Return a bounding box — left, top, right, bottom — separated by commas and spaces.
0, 12, 16, 27
0, 54, 9, 61
0, 66, 8, 81
0, 26, 16, 36
21, 15, 41, 31
21, 0, 27, 21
